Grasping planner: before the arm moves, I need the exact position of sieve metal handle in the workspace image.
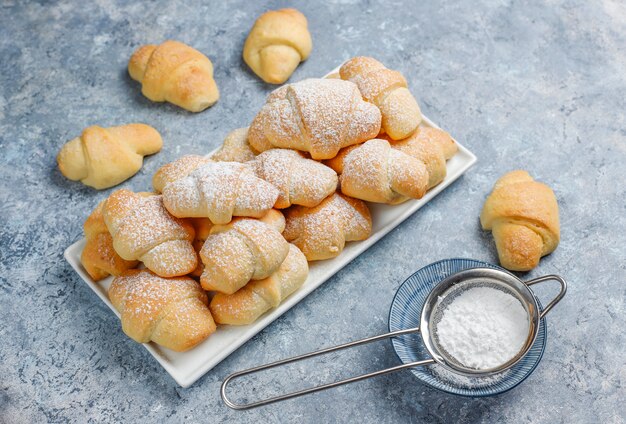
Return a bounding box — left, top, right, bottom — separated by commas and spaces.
525, 274, 568, 319
221, 326, 435, 410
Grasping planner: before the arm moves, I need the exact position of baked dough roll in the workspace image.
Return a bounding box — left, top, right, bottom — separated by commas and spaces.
162, 162, 279, 224
189, 209, 285, 278
250, 148, 338, 208
248, 78, 381, 159
284, 193, 372, 261
480, 170, 560, 271
128, 40, 219, 112
211, 127, 258, 163
340, 56, 422, 140
57, 123, 162, 189
152, 155, 213, 193
103, 190, 197, 277
340, 139, 428, 204
200, 218, 289, 294
109, 269, 216, 352
210, 244, 309, 325
81, 200, 138, 281
243, 8, 312, 84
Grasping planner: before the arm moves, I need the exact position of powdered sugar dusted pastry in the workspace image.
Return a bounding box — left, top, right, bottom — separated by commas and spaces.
340, 56, 422, 140
200, 218, 289, 294
211, 127, 258, 163
248, 78, 381, 159
480, 170, 560, 271
210, 244, 308, 325
81, 200, 138, 281
103, 190, 197, 277
384, 126, 458, 189
250, 149, 338, 208
340, 139, 428, 204
152, 155, 213, 193
161, 162, 279, 224
189, 209, 285, 278
284, 193, 372, 261
109, 269, 216, 351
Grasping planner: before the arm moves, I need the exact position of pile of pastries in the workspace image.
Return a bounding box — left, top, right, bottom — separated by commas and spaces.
79, 56, 461, 352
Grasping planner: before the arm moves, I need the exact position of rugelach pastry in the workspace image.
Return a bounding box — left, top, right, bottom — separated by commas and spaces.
103, 190, 197, 277
57, 123, 162, 189
480, 170, 560, 271
243, 8, 312, 84
128, 40, 219, 112
109, 269, 216, 351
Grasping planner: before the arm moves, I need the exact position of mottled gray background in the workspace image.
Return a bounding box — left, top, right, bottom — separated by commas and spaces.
1, 0, 625, 422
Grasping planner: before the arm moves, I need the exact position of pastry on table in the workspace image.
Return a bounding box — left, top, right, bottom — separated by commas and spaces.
250, 148, 338, 208
480, 170, 560, 271
81, 200, 138, 281
243, 8, 312, 84
189, 209, 284, 278
128, 40, 219, 112
103, 190, 197, 277
211, 127, 258, 163
199, 218, 289, 294
57, 124, 162, 189
210, 244, 308, 325
284, 193, 372, 261
340, 56, 422, 140
248, 78, 381, 159
339, 139, 428, 204
152, 155, 213, 193
109, 269, 216, 352
161, 162, 279, 224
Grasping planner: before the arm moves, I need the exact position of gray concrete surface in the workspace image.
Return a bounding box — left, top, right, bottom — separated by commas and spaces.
1, 0, 625, 422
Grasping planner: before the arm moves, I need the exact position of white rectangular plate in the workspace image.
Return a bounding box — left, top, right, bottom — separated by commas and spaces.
64, 70, 477, 387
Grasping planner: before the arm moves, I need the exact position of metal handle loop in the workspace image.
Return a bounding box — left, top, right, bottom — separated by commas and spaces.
221, 327, 434, 410
525, 274, 568, 319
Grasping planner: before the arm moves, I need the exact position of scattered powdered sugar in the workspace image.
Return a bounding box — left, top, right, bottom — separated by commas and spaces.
435, 286, 530, 370
430, 364, 512, 389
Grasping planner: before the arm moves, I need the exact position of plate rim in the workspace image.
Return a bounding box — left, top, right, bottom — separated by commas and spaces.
387, 258, 547, 397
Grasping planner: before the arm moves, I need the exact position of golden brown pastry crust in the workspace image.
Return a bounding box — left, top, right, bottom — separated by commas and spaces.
339, 139, 429, 204
250, 148, 338, 208
152, 155, 213, 193
103, 190, 197, 277
128, 40, 219, 112
200, 218, 289, 294
161, 162, 279, 224
81, 200, 138, 281
109, 269, 215, 352
243, 8, 312, 84
340, 57, 422, 140
248, 78, 381, 160
57, 124, 162, 189
480, 170, 560, 271
283, 193, 372, 261
211, 128, 258, 163
210, 244, 309, 325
